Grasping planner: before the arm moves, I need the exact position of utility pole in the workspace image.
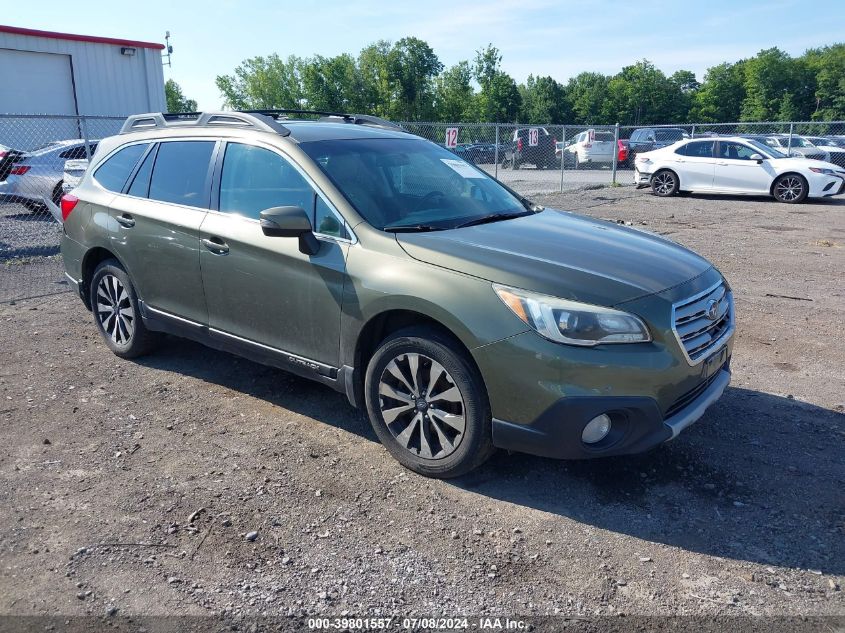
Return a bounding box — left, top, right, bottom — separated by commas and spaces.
162, 31, 173, 67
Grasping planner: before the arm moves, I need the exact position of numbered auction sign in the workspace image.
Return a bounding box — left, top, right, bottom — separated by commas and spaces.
528, 128, 539, 147
445, 127, 459, 149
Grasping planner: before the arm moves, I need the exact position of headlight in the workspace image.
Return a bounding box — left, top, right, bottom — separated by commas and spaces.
493, 284, 651, 346
809, 167, 836, 175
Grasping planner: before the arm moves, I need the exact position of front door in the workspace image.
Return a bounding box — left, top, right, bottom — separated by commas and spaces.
199, 141, 351, 367
712, 141, 774, 194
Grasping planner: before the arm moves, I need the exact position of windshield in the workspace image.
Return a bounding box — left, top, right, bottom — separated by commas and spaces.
774, 136, 811, 148
300, 138, 529, 231
655, 129, 685, 141
746, 139, 786, 158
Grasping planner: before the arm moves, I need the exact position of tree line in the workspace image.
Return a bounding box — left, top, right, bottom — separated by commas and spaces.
171, 39, 845, 124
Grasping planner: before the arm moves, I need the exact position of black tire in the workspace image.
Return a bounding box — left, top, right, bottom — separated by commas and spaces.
364, 327, 495, 478
772, 173, 808, 204
651, 169, 679, 197
52, 181, 64, 207
89, 259, 158, 359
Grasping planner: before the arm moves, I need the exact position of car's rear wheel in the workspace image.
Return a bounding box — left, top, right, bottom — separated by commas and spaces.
90, 259, 158, 359
364, 327, 494, 478
651, 169, 679, 197
772, 174, 808, 203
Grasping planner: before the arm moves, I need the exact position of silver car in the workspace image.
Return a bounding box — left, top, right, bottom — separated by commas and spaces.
0, 139, 97, 210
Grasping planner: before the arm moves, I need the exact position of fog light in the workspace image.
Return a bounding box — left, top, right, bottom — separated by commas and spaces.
582, 413, 612, 444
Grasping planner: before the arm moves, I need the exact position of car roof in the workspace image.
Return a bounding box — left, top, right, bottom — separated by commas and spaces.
281, 121, 412, 143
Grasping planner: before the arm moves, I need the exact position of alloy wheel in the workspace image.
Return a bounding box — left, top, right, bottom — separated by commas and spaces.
95, 274, 135, 345
378, 353, 466, 459
653, 172, 675, 195
775, 176, 803, 202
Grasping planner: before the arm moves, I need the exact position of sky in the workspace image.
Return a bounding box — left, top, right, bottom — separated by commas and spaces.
6, 0, 845, 110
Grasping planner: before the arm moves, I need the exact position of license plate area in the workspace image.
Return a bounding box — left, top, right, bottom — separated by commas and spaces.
701, 345, 728, 380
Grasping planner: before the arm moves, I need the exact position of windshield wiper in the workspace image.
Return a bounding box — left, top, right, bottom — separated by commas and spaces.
383, 223, 445, 233
453, 211, 532, 229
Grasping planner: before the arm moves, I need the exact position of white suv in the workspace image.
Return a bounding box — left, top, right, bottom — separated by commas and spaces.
565, 129, 615, 167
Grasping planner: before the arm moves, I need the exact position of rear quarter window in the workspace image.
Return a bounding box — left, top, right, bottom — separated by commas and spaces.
93, 143, 148, 192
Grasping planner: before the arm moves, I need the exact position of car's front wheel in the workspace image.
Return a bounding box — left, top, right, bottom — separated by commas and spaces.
90, 259, 158, 359
364, 327, 494, 478
772, 173, 808, 203
651, 169, 679, 197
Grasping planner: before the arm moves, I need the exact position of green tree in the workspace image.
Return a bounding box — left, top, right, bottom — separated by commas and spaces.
804, 44, 845, 120
434, 61, 476, 122
301, 54, 366, 112
164, 79, 197, 113
602, 60, 683, 125
358, 40, 394, 117
387, 37, 443, 120
473, 45, 521, 122
520, 75, 569, 123
564, 72, 610, 124
215, 54, 303, 110
740, 48, 815, 121
689, 62, 746, 122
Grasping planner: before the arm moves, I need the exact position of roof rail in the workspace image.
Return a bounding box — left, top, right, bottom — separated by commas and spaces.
119, 111, 291, 136
239, 109, 405, 131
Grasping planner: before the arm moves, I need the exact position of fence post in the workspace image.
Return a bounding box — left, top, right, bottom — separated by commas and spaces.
559, 124, 565, 193
611, 123, 620, 186
80, 117, 92, 160
494, 123, 499, 181
787, 122, 794, 155
691, 124, 696, 139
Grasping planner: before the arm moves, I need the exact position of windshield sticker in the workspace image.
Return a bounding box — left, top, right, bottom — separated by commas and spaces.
440, 158, 485, 178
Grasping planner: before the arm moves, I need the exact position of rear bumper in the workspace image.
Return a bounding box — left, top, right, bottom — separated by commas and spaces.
492, 367, 730, 460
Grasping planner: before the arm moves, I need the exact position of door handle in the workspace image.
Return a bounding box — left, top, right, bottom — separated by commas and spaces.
115, 214, 135, 228
716, 161, 729, 166
202, 237, 229, 254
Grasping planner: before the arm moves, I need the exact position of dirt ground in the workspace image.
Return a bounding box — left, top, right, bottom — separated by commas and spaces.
0, 187, 843, 625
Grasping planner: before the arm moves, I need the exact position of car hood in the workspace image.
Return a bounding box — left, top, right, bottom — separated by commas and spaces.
771, 157, 844, 172
396, 209, 713, 306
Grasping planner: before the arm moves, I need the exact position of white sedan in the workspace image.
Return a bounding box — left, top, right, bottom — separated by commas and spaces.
634, 136, 845, 203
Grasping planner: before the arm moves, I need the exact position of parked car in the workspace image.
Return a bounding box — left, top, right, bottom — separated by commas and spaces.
626, 127, 689, 161
803, 136, 845, 167
741, 135, 829, 162
564, 129, 615, 167
634, 136, 845, 203
0, 139, 97, 211
501, 127, 557, 169
0, 143, 25, 186
62, 109, 735, 478
62, 158, 89, 194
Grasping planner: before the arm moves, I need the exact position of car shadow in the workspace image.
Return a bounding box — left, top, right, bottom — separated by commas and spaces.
454, 387, 845, 575
135, 339, 844, 574
134, 335, 377, 441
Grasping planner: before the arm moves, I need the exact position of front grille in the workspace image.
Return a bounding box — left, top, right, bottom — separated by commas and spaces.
672, 282, 733, 364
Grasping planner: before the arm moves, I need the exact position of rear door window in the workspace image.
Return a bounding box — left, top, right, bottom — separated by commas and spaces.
683, 141, 715, 158
126, 145, 157, 198
148, 141, 215, 208
93, 143, 148, 192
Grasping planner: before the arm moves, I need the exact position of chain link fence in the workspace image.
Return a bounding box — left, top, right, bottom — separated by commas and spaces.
2, 114, 845, 303
0, 114, 124, 303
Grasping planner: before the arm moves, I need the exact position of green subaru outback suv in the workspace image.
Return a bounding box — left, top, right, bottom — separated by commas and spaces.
60, 110, 734, 478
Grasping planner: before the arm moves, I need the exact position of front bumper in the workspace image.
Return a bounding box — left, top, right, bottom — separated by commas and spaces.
491, 367, 730, 459
474, 270, 734, 460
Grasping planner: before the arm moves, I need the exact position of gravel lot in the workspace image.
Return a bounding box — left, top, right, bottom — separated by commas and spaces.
0, 187, 843, 626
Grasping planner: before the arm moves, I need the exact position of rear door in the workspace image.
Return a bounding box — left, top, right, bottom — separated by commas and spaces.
712, 141, 774, 194
672, 140, 716, 190
109, 139, 216, 324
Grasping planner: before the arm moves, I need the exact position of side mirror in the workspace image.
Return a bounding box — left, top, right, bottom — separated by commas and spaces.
749, 153, 764, 163
259, 206, 319, 255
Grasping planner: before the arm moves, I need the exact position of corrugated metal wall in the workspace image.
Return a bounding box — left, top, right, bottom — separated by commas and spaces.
0, 30, 165, 116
